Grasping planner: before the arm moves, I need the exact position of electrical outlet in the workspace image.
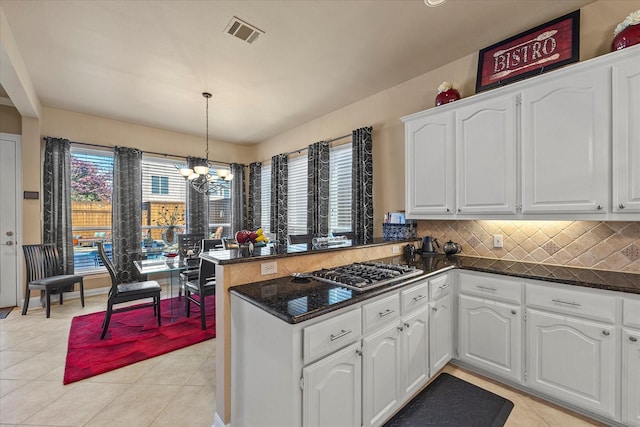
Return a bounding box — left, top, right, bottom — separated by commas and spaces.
260, 261, 277, 275
392, 245, 400, 254
493, 234, 504, 248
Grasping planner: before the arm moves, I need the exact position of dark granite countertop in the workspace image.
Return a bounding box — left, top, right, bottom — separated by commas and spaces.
230, 254, 640, 325
199, 237, 419, 265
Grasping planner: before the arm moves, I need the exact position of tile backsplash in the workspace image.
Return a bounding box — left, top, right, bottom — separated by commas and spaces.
417, 220, 640, 274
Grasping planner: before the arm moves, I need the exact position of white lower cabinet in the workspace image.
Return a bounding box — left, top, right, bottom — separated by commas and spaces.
526, 308, 617, 420
303, 342, 362, 427
458, 294, 522, 382
400, 307, 430, 399
623, 328, 640, 426
362, 321, 402, 427
429, 274, 452, 374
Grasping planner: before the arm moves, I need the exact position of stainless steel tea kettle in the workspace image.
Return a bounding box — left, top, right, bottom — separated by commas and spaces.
443, 240, 462, 255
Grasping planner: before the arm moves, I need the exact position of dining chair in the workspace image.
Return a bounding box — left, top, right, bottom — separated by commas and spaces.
22, 244, 85, 318
184, 258, 216, 330
97, 242, 162, 339
178, 233, 205, 299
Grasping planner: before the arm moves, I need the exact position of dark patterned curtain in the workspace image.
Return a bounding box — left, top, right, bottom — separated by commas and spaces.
42, 137, 74, 274
186, 157, 209, 236
308, 141, 330, 236
270, 154, 288, 246
112, 147, 143, 282
230, 163, 245, 234
247, 162, 262, 230
352, 126, 374, 243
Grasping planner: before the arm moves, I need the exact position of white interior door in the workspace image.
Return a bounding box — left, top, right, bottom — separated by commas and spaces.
0, 133, 22, 308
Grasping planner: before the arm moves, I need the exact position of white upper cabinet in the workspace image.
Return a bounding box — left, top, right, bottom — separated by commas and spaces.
521, 67, 610, 214
455, 94, 518, 215
404, 109, 455, 216
613, 55, 640, 213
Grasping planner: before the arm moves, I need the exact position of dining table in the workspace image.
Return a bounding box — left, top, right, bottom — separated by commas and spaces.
134, 256, 187, 322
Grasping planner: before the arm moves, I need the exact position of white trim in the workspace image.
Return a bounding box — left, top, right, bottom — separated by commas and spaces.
1, 132, 22, 307
213, 412, 229, 427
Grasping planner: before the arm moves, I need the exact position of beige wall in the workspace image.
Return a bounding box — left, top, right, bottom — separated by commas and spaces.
15, 0, 640, 284
0, 104, 21, 134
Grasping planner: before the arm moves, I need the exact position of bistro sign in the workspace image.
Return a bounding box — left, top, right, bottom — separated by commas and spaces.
476, 10, 580, 93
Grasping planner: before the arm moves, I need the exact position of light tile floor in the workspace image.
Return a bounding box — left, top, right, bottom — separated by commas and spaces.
1, 294, 606, 427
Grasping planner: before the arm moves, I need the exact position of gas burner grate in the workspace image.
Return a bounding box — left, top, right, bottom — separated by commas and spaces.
310, 262, 423, 292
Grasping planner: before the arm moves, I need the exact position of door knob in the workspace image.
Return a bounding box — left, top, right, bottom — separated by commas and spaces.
630, 336, 638, 342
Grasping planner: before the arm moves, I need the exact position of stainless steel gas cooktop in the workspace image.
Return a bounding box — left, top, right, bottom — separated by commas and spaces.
310, 261, 424, 292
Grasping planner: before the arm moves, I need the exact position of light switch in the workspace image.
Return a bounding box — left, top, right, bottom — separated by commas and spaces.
493, 235, 504, 248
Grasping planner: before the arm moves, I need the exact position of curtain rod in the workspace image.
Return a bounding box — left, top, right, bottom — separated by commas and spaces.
282, 132, 352, 156
69, 140, 232, 166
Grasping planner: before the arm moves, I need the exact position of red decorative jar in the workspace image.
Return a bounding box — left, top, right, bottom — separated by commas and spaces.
612, 24, 640, 51
435, 89, 461, 106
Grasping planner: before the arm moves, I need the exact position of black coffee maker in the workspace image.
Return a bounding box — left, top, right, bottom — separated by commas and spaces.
422, 236, 439, 254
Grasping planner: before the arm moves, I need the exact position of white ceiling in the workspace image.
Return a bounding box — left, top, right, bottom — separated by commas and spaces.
0, 0, 593, 144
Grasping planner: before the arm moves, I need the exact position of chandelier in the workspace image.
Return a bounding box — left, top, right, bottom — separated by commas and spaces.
177, 92, 233, 194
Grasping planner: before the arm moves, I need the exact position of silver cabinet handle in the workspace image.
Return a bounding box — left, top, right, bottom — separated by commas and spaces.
619, 203, 626, 209
511, 310, 517, 315
432, 307, 438, 312
446, 208, 451, 212
596, 204, 603, 210
457, 208, 461, 213
439, 283, 450, 290
551, 299, 581, 307
630, 336, 638, 342
379, 309, 395, 318
397, 325, 404, 332
476, 285, 497, 292
413, 295, 427, 302
602, 330, 610, 336
330, 329, 352, 341
355, 349, 363, 356
404, 322, 410, 329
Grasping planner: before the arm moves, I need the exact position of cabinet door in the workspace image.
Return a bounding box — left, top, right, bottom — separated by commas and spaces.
455, 94, 518, 214
303, 342, 362, 427
613, 55, 640, 213
429, 292, 452, 375
401, 307, 429, 399
458, 294, 522, 382
404, 111, 455, 216
363, 322, 402, 427
623, 329, 640, 426
521, 67, 609, 213
527, 309, 617, 419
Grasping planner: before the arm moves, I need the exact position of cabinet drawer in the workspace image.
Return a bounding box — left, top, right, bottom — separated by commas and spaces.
624, 298, 640, 329
429, 274, 451, 300
363, 293, 400, 334
526, 284, 616, 324
401, 281, 429, 315
304, 308, 362, 365
459, 272, 522, 304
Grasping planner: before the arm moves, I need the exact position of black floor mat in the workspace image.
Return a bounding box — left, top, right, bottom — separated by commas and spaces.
383, 373, 514, 427
0, 306, 14, 319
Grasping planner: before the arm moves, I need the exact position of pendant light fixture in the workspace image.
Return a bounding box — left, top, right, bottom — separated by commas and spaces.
177, 92, 233, 194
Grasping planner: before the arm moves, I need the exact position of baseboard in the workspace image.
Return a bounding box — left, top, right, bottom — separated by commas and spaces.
21, 286, 110, 311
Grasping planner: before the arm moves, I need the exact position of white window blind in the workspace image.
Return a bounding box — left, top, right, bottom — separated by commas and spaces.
329, 143, 352, 233
287, 154, 308, 235
260, 163, 272, 234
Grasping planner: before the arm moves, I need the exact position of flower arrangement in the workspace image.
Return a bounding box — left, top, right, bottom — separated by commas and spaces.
614, 10, 640, 36
156, 205, 184, 229
437, 81, 460, 94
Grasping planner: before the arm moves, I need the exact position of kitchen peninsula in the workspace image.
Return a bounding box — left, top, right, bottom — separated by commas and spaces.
233, 254, 640, 427
199, 238, 420, 427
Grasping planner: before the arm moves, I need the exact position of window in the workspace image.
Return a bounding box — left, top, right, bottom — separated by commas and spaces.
141, 156, 186, 249
260, 163, 272, 234
329, 143, 352, 233
150, 176, 169, 194
209, 170, 232, 238
287, 154, 308, 235
70, 147, 114, 273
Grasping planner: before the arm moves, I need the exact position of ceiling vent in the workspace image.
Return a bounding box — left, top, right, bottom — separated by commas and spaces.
225, 17, 264, 44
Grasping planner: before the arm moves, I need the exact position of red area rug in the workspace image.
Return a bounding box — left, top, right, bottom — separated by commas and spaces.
63, 296, 215, 384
